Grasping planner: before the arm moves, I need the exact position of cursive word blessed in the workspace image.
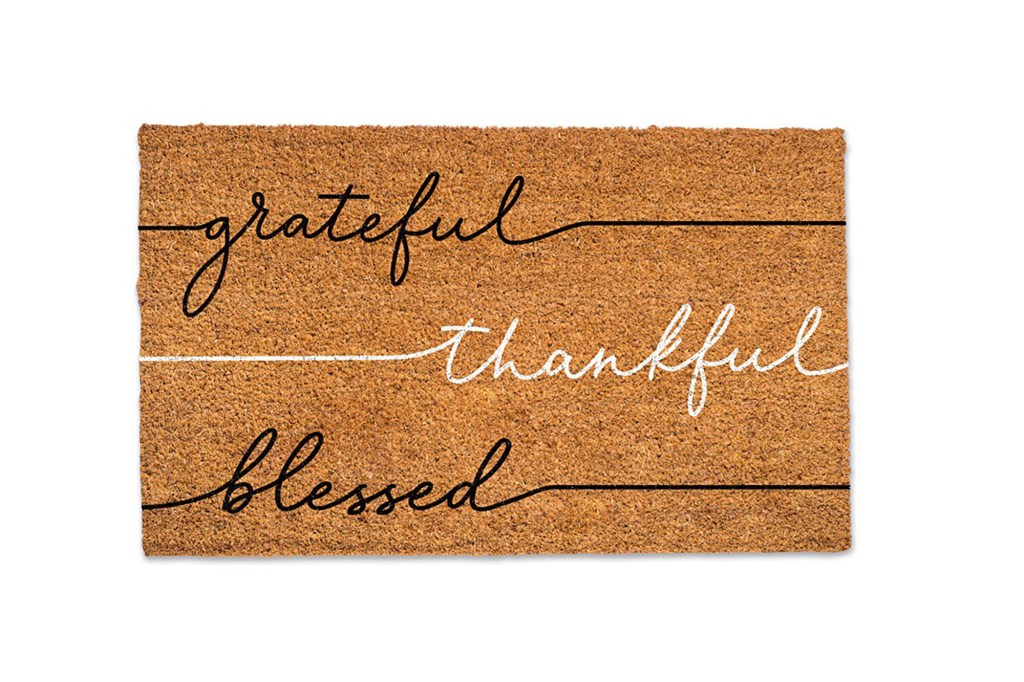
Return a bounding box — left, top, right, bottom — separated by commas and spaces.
141, 428, 848, 514
143, 428, 519, 514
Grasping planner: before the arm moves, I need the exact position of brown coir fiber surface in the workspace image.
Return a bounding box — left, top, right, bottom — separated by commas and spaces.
139, 126, 848, 554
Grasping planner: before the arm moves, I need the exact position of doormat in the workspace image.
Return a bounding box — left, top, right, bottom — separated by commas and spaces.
139, 126, 849, 554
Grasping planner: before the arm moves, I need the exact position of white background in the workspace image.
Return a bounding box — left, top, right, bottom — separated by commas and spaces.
3, 2, 1021, 679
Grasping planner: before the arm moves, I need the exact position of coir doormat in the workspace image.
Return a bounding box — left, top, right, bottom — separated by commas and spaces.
139, 126, 849, 554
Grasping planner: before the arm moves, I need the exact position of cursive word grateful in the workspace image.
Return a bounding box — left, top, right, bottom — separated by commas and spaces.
139, 172, 846, 317
143, 172, 528, 317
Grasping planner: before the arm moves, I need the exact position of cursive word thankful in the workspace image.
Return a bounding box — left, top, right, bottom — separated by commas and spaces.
138, 172, 846, 317
141, 303, 849, 417
141, 429, 849, 514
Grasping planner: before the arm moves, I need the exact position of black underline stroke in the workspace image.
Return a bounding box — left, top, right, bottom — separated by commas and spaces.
141, 483, 849, 512
468, 483, 848, 512
138, 219, 847, 234
138, 224, 210, 232
495, 220, 846, 246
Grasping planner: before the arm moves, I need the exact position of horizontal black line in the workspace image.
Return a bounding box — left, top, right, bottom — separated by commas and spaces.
471, 483, 849, 511
138, 224, 208, 232
142, 483, 849, 512
552, 220, 845, 228
138, 220, 845, 233
548, 484, 848, 491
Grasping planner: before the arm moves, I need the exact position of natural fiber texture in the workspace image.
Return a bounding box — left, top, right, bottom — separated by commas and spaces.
139, 126, 848, 554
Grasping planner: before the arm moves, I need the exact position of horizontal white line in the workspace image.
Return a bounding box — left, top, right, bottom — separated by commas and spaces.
141, 354, 419, 362
138, 333, 479, 363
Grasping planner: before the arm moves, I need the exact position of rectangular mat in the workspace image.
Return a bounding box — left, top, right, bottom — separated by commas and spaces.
139, 126, 849, 554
